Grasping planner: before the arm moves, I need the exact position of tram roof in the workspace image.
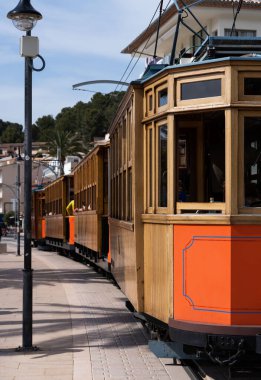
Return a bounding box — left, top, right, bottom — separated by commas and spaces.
131, 54, 261, 85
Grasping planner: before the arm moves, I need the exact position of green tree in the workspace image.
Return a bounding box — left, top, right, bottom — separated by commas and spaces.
79, 91, 125, 148
32, 115, 55, 141
45, 128, 86, 173
31, 90, 125, 160
0, 121, 23, 143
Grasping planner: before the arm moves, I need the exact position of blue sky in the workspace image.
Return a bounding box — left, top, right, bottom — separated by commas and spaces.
0, 0, 163, 125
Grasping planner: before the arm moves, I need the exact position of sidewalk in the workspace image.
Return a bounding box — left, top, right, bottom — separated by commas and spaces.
0, 239, 190, 380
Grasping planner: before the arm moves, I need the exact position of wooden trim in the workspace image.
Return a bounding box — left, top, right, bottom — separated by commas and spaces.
239, 207, 261, 215
141, 213, 231, 225
176, 72, 225, 107
155, 119, 168, 213
155, 81, 169, 114
176, 202, 226, 214
197, 123, 204, 201
109, 217, 134, 231
238, 110, 261, 212
231, 215, 261, 224
167, 114, 174, 214
224, 67, 232, 104
144, 88, 154, 118
238, 71, 261, 101
225, 109, 238, 214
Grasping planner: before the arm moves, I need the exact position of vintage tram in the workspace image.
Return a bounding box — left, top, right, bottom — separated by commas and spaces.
44, 174, 74, 252
108, 39, 261, 363
32, 38, 261, 363
33, 141, 110, 268
73, 140, 110, 266
31, 187, 46, 247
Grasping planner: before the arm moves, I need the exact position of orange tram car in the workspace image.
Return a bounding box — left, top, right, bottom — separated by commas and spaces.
32, 38, 261, 365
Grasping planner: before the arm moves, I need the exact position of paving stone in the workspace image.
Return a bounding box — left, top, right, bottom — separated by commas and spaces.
0, 240, 191, 380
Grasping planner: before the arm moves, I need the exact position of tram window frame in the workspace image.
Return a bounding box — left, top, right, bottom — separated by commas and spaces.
145, 89, 154, 117
145, 125, 155, 213
127, 108, 133, 163
175, 111, 226, 214
238, 72, 261, 100
127, 168, 132, 221
157, 123, 168, 209
158, 88, 168, 108
239, 112, 261, 213
156, 83, 168, 113
110, 113, 133, 222
176, 74, 224, 106
145, 120, 170, 214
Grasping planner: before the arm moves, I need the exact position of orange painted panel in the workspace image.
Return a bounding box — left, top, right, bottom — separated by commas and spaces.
174, 225, 261, 326
231, 225, 261, 325
69, 216, 75, 245
41, 218, 46, 239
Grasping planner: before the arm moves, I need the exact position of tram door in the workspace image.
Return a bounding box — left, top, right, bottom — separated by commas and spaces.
177, 111, 225, 204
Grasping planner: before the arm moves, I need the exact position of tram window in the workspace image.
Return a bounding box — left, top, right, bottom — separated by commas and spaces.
181, 79, 221, 100
123, 171, 126, 220
92, 185, 96, 210
149, 95, 153, 111
149, 128, 153, 208
127, 168, 132, 221
244, 117, 261, 207
158, 89, 168, 107
146, 90, 153, 115
158, 124, 168, 207
244, 78, 261, 96
177, 111, 225, 204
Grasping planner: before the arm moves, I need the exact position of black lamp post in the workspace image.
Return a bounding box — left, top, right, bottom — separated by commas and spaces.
7, 0, 43, 350
16, 152, 23, 257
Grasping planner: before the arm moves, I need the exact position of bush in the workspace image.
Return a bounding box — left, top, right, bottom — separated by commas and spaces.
4, 211, 16, 226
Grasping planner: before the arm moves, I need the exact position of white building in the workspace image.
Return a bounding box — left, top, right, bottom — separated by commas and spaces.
0, 156, 47, 216
122, 0, 261, 64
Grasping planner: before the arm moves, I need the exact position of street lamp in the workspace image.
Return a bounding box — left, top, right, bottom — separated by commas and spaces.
7, 0, 44, 350
16, 153, 23, 257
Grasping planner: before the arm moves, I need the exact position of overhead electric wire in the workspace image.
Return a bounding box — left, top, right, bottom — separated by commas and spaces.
78, 1, 170, 136
115, 0, 168, 92
153, 0, 164, 58
72, 1, 171, 125
230, 0, 244, 36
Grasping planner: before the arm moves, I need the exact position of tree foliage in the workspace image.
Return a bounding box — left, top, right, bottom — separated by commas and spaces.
0, 91, 125, 162
0, 120, 23, 143
32, 115, 55, 141
34, 91, 125, 159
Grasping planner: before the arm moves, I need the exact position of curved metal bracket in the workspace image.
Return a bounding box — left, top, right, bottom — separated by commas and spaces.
29, 54, 45, 72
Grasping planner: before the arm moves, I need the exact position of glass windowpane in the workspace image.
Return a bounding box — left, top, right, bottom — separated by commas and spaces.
158, 125, 168, 207
244, 117, 261, 207
181, 79, 221, 100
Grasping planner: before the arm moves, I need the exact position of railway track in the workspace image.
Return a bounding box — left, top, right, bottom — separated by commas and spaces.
182, 359, 261, 380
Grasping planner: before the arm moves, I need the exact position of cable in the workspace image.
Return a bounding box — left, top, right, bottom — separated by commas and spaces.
153, 0, 164, 58
230, 0, 244, 36
115, 0, 166, 92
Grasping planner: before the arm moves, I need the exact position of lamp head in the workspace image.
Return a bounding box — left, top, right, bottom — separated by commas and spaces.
7, 0, 42, 32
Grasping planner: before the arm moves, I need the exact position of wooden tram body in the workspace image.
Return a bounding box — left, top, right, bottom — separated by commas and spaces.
32, 143, 110, 267
45, 175, 74, 251
31, 188, 46, 246
109, 85, 144, 311
73, 142, 109, 263
109, 54, 261, 362
31, 41, 261, 363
